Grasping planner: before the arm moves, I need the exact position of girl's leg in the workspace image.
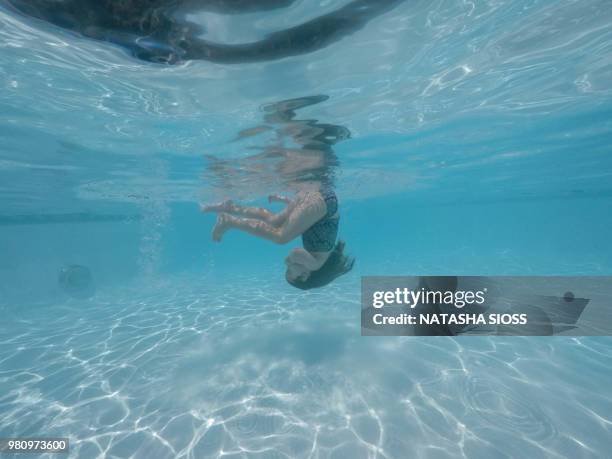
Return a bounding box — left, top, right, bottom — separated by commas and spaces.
212, 195, 325, 244
202, 199, 292, 227
226, 201, 284, 225
213, 213, 286, 243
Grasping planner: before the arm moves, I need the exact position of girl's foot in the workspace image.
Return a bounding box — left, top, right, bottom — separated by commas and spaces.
212, 213, 230, 242
200, 199, 234, 213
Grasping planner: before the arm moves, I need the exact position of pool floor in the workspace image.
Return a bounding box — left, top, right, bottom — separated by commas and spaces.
1, 275, 610, 458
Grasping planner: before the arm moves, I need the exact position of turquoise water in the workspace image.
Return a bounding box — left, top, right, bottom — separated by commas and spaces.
1, 1, 612, 458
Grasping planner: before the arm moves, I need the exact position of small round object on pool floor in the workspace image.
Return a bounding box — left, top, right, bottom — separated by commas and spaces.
563, 291, 575, 302
59, 264, 95, 298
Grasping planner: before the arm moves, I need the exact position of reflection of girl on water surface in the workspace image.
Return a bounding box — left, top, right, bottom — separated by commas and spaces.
201, 96, 354, 290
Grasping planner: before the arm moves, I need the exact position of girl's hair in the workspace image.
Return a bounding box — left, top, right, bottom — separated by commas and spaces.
287, 241, 355, 290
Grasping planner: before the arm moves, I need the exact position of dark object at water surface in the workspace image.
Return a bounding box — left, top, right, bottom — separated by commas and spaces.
4, 0, 405, 64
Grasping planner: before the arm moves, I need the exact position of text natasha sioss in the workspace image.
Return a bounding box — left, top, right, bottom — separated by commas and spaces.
372, 313, 529, 326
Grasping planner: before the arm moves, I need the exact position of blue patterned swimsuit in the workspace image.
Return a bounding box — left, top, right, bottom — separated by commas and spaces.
302, 187, 339, 252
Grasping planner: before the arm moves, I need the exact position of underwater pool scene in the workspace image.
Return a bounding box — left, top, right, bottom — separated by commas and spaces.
1, 0, 612, 458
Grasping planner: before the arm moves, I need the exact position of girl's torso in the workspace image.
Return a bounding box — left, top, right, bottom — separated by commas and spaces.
300, 186, 339, 254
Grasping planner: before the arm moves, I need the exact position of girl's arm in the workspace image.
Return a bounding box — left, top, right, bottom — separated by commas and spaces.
286, 248, 326, 271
